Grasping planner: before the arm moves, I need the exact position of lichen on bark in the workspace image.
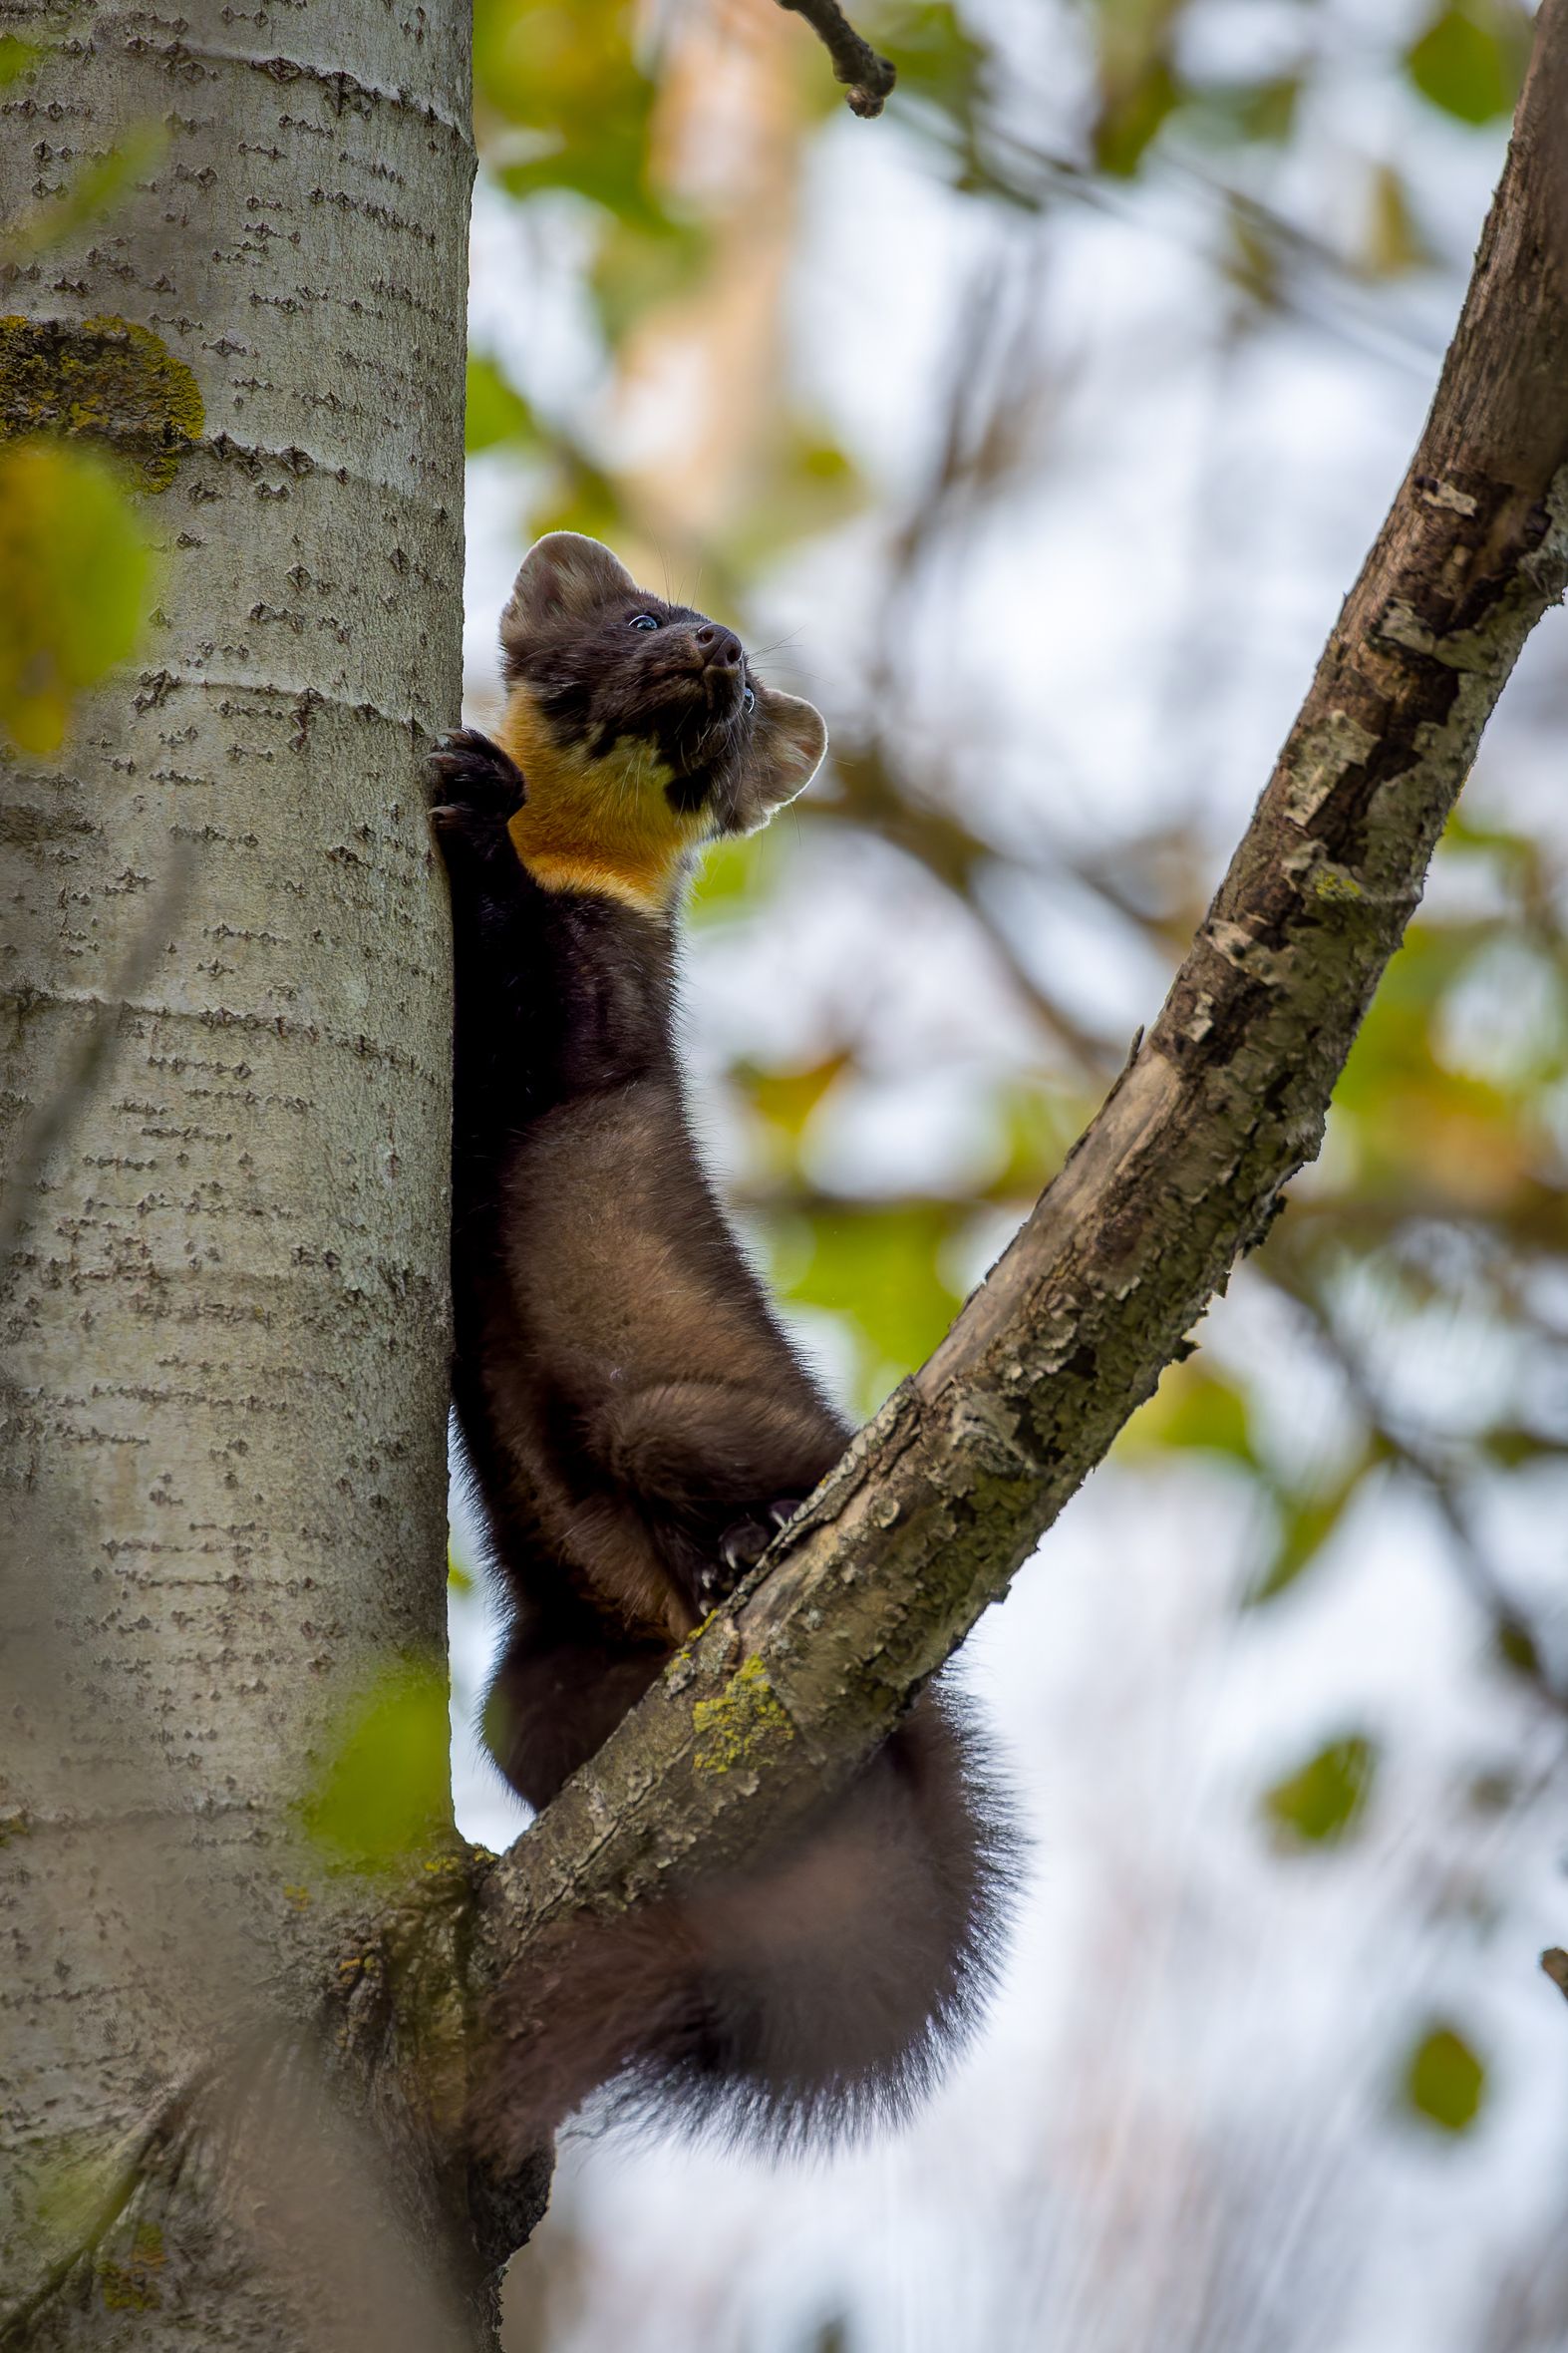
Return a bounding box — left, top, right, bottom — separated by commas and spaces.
0, 315, 203, 489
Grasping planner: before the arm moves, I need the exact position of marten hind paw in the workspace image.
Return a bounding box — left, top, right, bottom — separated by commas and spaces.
708, 1499, 805, 1594
428, 729, 528, 840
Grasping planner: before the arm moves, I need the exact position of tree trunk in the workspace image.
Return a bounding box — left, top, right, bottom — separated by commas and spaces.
0, 2, 505, 2341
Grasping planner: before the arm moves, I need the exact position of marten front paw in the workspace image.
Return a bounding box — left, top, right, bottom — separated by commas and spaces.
428, 729, 528, 845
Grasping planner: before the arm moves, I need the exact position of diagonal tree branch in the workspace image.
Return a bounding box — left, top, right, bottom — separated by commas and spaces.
468, 0, 1568, 2066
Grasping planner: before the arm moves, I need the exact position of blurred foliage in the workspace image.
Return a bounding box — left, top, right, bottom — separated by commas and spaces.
774, 1199, 966, 1411
0, 440, 153, 753
724, 1046, 1086, 1413
462, 0, 1505, 565
1362, 163, 1429, 278
1406, 2, 1533, 126
466, 352, 539, 455
0, 124, 167, 265
1091, 0, 1185, 178
471, 0, 666, 229
300, 1658, 455, 1868
0, 124, 170, 753
1403, 2022, 1488, 2133
861, 2, 994, 184
1263, 1735, 1379, 1849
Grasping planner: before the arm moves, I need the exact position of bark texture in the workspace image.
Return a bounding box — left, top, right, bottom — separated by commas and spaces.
0, 0, 487, 2339
472, 0, 1568, 2029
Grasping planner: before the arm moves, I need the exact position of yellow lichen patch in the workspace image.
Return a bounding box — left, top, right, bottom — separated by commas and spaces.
0, 314, 203, 491
98, 2222, 164, 2313
692, 1652, 794, 1774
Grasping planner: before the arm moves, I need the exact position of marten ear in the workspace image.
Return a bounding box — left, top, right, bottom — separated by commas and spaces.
501, 532, 640, 665
730, 687, 827, 834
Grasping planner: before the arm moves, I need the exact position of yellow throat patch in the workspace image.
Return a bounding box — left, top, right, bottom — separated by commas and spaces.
497, 686, 710, 916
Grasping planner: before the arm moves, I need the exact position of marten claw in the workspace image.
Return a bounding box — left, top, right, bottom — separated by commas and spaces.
710, 1503, 801, 1590
717, 1518, 771, 1577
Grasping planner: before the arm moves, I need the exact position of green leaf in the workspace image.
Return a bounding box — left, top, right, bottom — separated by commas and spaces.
1363, 163, 1428, 277
1245, 1468, 1369, 1606
1493, 1614, 1542, 1679
465, 353, 537, 455
1263, 1734, 1378, 1847
861, 2, 992, 171
1233, 76, 1299, 144
1403, 2023, 1486, 2132
472, 0, 670, 238
982, 1079, 1086, 1200
726, 422, 868, 570
774, 1202, 964, 1406
1134, 1365, 1255, 1462
1406, 4, 1530, 126
1482, 1427, 1566, 1469
1, 125, 168, 258
447, 1540, 475, 1595
590, 217, 711, 346
1181, 76, 1300, 151
300, 1658, 454, 1866
735, 1054, 852, 1141
689, 829, 774, 923
0, 440, 153, 752
528, 445, 627, 545
1095, 56, 1179, 176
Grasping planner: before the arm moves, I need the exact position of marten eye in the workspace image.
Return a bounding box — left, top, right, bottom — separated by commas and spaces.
743, 686, 756, 713
628, 613, 659, 631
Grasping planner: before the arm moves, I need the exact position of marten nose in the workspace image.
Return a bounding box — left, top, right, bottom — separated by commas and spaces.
694, 622, 743, 670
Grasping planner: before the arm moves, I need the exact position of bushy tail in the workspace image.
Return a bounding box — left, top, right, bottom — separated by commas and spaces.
469, 1689, 1018, 2165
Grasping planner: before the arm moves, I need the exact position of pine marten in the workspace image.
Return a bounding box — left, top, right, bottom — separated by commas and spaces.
430, 531, 1012, 2157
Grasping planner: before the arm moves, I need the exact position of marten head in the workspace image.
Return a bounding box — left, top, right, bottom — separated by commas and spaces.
495, 531, 827, 914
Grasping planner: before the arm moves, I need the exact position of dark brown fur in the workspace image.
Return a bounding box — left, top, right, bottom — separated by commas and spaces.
431, 533, 1013, 2158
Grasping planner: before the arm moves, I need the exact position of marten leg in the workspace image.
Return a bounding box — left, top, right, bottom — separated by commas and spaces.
430, 728, 553, 1164
485, 1619, 669, 1810
586, 1381, 840, 1612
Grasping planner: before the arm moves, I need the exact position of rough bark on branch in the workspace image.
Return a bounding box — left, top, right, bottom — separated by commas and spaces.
472, 0, 1568, 2018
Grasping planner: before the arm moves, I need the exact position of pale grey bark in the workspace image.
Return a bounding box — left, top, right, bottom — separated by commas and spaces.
0, 0, 489, 2339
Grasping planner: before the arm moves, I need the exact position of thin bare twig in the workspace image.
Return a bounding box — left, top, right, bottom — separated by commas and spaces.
775, 0, 895, 117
